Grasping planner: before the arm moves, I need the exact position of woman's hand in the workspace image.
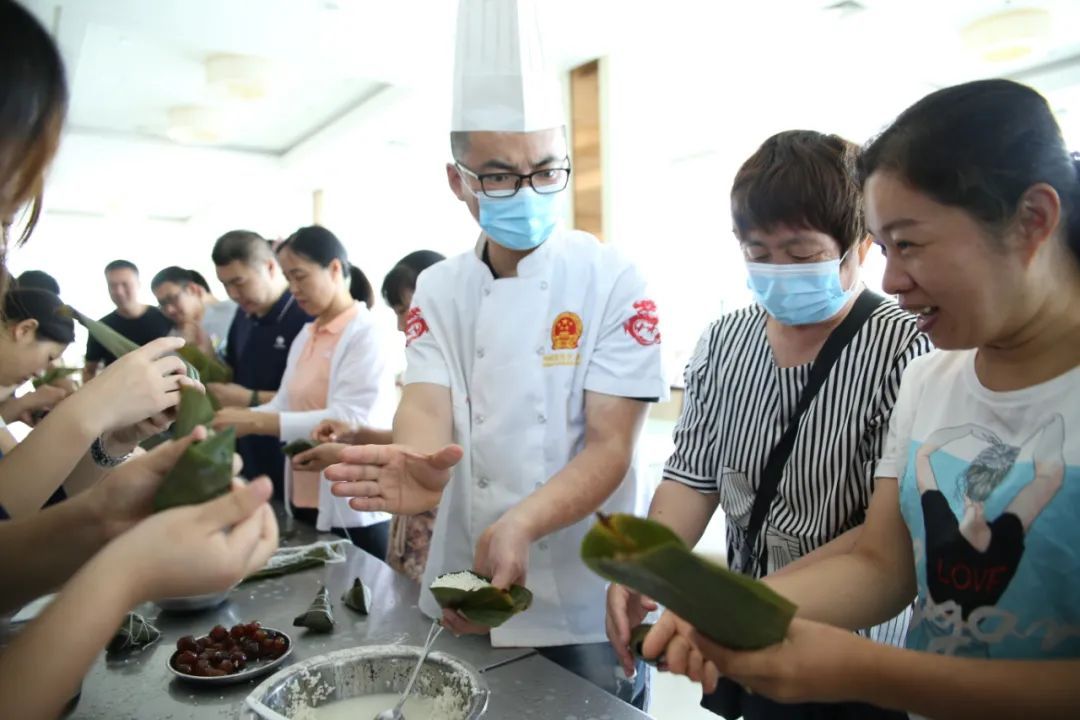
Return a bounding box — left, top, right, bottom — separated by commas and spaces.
605, 583, 658, 676
311, 419, 355, 444
101, 476, 278, 603
6, 384, 70, 425
643, 612, 871, 704
292, 443, 346, 472
212, 408, 276, 438
77, 337, 195, 435
207, 382, 254, 409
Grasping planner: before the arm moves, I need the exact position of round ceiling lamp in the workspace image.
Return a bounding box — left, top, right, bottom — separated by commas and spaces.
961, 7, 1053, 63
166, 105, 222, 144
206, 53, 270, 101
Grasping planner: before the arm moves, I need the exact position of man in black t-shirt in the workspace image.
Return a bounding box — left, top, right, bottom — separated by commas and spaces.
82, 260, 174, 382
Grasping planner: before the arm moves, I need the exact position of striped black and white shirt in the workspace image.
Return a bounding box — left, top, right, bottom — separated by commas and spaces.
664, 292, 932, 645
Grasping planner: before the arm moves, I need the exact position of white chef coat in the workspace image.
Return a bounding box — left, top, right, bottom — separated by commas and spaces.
257, 303, 395, 531
404, 229, 667, 647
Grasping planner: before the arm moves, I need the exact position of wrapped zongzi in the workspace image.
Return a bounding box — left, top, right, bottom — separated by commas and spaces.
341, 578, 372, 614
581, 513, 796, 650
152, 426, 235, 512
429, 570, 532, 628
107, 612, 161, 654
293, 585, 335, 633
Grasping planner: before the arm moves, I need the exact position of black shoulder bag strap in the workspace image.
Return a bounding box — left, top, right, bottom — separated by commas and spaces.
737, 290, 886, 577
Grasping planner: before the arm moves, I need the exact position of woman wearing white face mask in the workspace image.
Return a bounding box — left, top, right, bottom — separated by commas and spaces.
605, 130, 933, 720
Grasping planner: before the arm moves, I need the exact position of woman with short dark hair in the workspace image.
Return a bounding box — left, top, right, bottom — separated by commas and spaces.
608, 130, 932, 719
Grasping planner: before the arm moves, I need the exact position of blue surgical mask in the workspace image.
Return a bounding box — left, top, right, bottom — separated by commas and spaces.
745, 254, 853, 325
477, 188, 563, 251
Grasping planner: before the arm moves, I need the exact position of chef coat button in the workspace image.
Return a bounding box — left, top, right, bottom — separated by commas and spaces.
537, 413, 546, 424
540, 281, 549, 290
478, 477, 489, 488
483, 287, 491, 296
538, 541, 549, 551
535, 346, 544, 356
534, 481, 543, 489
475, 414, 484, 424
476, 348, 485, 359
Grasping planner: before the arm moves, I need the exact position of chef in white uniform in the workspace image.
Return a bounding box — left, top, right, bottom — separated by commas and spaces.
326, 0, 666, 706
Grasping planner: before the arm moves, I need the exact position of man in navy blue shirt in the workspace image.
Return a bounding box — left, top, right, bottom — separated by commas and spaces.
209, 230, 311, 498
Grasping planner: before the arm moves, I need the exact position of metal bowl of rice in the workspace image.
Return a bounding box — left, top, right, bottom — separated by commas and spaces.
241, 645, 489, 719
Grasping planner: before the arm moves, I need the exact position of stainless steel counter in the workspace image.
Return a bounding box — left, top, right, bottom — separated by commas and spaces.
41, 524, 651, 719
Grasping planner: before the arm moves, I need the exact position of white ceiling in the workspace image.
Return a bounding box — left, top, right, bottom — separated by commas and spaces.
18, 0, 1080, 222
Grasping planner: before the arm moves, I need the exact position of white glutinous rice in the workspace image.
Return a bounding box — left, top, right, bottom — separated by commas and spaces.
430, 571, 490, 593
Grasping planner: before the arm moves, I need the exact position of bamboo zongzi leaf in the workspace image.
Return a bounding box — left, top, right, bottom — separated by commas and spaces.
341, 578, 372, 614
32, 366, 80, 389
429, 570, 532, 628
173, 385, 216, 437
178, 344, 233, 384
580, 513, 796, 651
293, 585, 335, 633
152, 426, 235, 512
281, 439, 318, 456
61, 304, 201, 381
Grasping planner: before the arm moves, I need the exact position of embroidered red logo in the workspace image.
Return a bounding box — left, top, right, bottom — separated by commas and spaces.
405, 307, 429, 346
624, 299, 661, 346
551, 311, 583, 350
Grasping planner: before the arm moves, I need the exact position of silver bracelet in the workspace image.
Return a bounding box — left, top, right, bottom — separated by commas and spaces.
91, 436, 132, 468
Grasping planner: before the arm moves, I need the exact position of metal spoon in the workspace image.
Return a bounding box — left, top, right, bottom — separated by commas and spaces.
374, 619, 444, 720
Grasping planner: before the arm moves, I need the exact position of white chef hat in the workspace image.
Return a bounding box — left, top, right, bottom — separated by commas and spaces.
451, 0, 565, 133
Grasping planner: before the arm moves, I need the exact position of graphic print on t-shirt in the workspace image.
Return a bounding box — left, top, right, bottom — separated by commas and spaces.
903, 414, 1077, 657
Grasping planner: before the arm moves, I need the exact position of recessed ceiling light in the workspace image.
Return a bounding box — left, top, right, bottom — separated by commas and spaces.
961, 8, 1053, 64
166, 105, 221, 144
206, 54, 270, 101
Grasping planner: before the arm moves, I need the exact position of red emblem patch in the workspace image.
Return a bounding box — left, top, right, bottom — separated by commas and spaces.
623, 299, 661, 346
405, 307, 429, 347
551, 311, 583, 351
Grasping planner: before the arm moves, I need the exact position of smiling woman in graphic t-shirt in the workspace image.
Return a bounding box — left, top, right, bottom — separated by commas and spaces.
644, 79, 1080, 720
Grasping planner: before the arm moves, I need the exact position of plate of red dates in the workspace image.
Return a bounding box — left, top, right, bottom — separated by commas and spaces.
167, 622, 292, 685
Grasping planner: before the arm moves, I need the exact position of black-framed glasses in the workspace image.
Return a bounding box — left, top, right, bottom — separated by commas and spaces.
455, 161, 571, 198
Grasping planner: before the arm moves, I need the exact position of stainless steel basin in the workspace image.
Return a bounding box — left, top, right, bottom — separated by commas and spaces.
241, 645, 489, 719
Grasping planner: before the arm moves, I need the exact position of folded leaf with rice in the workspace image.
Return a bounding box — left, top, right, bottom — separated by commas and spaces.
429, 570, 532, 628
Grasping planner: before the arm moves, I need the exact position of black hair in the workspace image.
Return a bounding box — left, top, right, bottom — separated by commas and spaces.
212, 229, 273, 267
0, 0, 68, 250
14, 269, 59, 295
732, 130, 864, 254
859, 79, 1080, 264
104, 259, 138, 276
3, 288, 73, 344
381, 250, 446, 307
277, 225, 374, 308
151, 266, 210, 292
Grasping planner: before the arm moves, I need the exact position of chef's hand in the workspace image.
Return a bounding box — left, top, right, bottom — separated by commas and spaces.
326, 443, 463, 515
440, 609, 491, 636
292, 442, 346, 472
311, 419, 354, 444
207, 382, 254, 408
606, 583, 658, 676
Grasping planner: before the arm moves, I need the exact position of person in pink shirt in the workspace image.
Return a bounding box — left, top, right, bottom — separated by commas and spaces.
214, 226, 395, 557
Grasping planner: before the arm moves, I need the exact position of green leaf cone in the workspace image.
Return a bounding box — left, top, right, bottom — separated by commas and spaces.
152, 426, 235, 512
581, 513, 796, 650
173, 386, 216, 438
341, 577, 372, 614
32, 366, 80, 389
178, 344, 233, 384
293, 585, 335, 633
